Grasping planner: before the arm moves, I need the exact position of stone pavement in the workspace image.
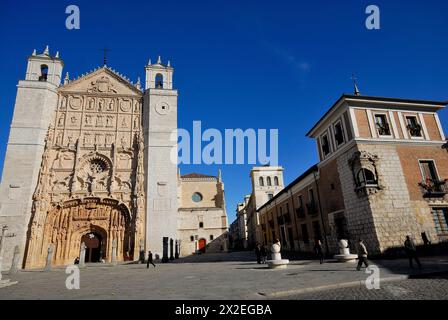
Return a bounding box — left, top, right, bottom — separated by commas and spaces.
0, 251, 447, 300
277, 274, 448, 300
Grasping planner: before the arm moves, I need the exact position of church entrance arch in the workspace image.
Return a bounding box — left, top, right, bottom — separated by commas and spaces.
26, 197, 133, 267
81, 227, 106, 263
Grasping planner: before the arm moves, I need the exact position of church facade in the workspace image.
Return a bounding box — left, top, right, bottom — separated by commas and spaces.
0, 47, 228, 269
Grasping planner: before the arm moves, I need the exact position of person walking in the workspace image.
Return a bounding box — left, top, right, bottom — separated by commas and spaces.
314, 239, 324, 264
356, 239, 369, 271
260, 245, 268, 264
404, 235, 422, 269
254, 243, 262, 264
146, 250, 156, 268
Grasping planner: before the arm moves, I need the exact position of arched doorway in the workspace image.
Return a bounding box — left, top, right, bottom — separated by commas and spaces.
81, 230, 105, 263
25, 197, 133, 268
198, 238, 206, 253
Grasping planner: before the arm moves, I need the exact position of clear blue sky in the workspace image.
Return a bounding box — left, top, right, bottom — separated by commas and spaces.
1, 0, 447, 224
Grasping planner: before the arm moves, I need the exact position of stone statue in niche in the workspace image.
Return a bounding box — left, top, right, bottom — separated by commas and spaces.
98, 100, 104, 112
56, 133, 63, 146
120, 136, 127, 148
105, 134, 113, 146
84, 133, 92, 146
85, 115, 92, 126
121, 118, 127, 128
96, 115, 103, 127
58, 115, 65, 127
108, 100, 114, 111
133, 116, 139, 129
87, 99, 95, 110
70, 116, 77, 124
106, 115, 113, 127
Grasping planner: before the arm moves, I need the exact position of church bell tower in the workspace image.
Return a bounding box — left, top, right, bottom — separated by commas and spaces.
0, 46, 63, 270
143, 56, 178, 260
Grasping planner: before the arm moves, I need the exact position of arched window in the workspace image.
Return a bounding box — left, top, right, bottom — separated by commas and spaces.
199, 222, 204, 228
155, 73, 163, 88
259, 177, 264, 186
267, 177, 272, 186
39, 64, 48, 82
274, 176, 279, 186
357, 168, 377, 186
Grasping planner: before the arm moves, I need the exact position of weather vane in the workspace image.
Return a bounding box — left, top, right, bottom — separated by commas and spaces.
351, 73, 361, 96
100, 47, 110, 66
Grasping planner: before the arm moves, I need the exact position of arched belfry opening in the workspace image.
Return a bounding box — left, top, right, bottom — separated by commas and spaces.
155, 73, 163, 88
39, 64, 48, 81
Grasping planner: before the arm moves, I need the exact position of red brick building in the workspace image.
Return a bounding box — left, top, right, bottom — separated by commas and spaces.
257, 94, 447, 255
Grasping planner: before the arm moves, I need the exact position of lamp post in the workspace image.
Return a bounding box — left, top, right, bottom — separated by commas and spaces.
312, 171, 330, 258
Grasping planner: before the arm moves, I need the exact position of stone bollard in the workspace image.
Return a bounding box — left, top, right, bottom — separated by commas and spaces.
79, 242, 86, 268
111, 239, 117, 266
44, 244, 54, 272
9, 245, 21, 274
162, 237, 169, 263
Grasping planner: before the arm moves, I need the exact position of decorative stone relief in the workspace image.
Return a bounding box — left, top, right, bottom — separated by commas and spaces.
87, 76, 117, 94
120, 99, 132, 112
69, 96, 82, 110
348, 150, 382, 197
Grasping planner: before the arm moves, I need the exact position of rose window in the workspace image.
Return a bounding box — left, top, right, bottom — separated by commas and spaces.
89, 159, 106, 175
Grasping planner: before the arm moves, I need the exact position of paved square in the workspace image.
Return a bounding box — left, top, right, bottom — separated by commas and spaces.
1, 252, 448, 299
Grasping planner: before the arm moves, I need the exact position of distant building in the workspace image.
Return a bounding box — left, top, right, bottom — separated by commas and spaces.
232, 166, 285, 249
256, 93, 448, 255
177, 171, 228, 256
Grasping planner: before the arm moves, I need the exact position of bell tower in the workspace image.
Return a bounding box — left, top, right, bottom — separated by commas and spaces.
0, 46, 63, 270
143, 56, 178, 259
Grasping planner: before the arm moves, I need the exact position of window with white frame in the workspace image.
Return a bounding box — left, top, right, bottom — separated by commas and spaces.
374, 114, 391, 136
321, 134, 331, 157
406, 116, 423, 138
334, 120, 345, 147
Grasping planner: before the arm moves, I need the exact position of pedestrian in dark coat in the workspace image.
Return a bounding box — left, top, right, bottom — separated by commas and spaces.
404, 235, 422, 269
356, 239, 369, 271
260, 245, 268, 264
314, 239, 324, 264
146, 250, 156, 268
254, 243, 262, 264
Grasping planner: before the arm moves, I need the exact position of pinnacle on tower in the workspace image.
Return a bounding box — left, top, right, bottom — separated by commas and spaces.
32, 49, 36, 56
55, 51, 60, 58
136, 77, 141, 89
167, 60, 171, 67
64, 72, 70, 85
43, 45, 49, 55
147, 58, 151, 66
157, 55, 162, 64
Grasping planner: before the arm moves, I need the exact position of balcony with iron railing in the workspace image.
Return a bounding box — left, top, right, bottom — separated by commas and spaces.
306, 201, 318, 216
419, 179, 447, 198
296, 206, 305, 218
376, 122, 391, 136
407, 124, 423, 138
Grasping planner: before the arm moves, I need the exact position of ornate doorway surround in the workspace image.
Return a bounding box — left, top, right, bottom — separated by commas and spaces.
25, 197, 132, 268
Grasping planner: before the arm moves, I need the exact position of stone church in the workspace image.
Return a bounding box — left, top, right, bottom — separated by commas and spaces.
0, 47, 228, 270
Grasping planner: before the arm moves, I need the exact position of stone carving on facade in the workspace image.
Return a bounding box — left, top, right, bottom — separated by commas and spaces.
25, 69, 145, 269
87, 76, 117, 94
348, 150, 382, 197
69, 95, 82, 110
